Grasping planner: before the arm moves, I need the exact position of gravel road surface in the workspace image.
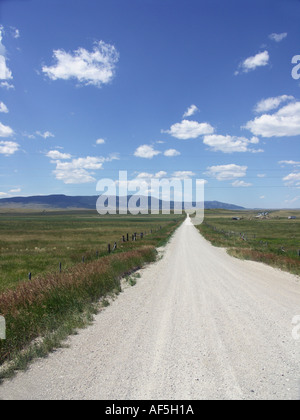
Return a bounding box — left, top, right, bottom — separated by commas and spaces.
0, 217, 299, 400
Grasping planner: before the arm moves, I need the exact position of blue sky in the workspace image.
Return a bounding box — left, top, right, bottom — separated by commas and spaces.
0, 0, 300, 208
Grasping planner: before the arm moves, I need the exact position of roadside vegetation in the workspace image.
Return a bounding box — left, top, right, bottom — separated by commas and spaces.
0, 210, 184, 379
197, 209, 300, 276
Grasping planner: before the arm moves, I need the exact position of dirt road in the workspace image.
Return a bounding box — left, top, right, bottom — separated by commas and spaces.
1, 217, 299, 400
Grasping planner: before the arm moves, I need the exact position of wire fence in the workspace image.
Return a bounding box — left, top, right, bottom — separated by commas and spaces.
202, 221, 300, 257
27, 226, 163, 281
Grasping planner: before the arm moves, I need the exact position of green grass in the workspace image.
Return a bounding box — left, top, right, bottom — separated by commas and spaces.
197, 209, 300, 276
0, 211, 183, 292
0, 210, 184, 377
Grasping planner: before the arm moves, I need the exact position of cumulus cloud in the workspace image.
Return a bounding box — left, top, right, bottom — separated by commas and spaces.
172, 171, 196, 178
48, 153, 118, 184
232, 180, 252, 187
244, 101, 300, 137
134, 144, 161, 159
164, 148, 180, 157
269, 32, 287, 42
42, 41, 119, 88
254, 95, 294, 113
203, 134, 262, 153
183, 104, 199, 118
279, 160, 300, 167
96, 138, 105, 145
52, 156, 104, 184
0, 27, 13, 86
162, 119, 214, 140
0, 140, 19, 155
235, 50, 269, 75
36, 130, 55, 139
283, 172, 300, 186
0, 121, 14, 137
206, 164, 247, 181
46, 150, 72, 160
0, 101, 8, 113
136, 171, 167, 179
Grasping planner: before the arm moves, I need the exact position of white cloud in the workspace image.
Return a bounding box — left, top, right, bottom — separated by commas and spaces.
52, 156, 104, 184
36, 131, 55, 139
12, 28, 20, 39
172, 171, 196, 178
9, 188, 21, 193
203, 134, 262, 153
48, 154, 118, 184
42, 41, 119, 88
254, 95, 294, 113
164, 148, 180, 157
269, 32, 287, 42
96, 138, 105, 145
136, 171, 167, 179
183, 104, 199, 118
283, 172, 300, 187
232, 180, 252, 187
0, 53, 13, 81
134, 144, 161, 159
46, 150, 72, 160
0, 121, 13, 137
0, 27, 13, 84
0, 81, 14, 90
235, 50, 269, 75
244, 101, 300, 137
0, 192, 8, 197
206, 164, 247, 181
0, 140, 19, 155
55, 168, 96, 184
162, 119, 214, 140
0, 101, 8, 113
154, 171, 168, 178
284, 196, 300, 204
279, 160, 300, 167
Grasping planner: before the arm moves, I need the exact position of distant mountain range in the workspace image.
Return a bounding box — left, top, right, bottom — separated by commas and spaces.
0, 194, 245, 211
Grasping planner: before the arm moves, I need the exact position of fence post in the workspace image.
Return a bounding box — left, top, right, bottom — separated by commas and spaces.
59, 262, 62, 273
28, 272, 31, 280
108, 244, 111, 253
127, 233, 129, 242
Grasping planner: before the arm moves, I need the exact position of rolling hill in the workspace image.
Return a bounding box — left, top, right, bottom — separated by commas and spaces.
0, 194, 245, 211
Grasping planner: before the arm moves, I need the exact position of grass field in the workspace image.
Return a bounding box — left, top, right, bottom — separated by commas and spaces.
197, 209, 300, 276
0, 210, 183, 293
0, 210, 184, 374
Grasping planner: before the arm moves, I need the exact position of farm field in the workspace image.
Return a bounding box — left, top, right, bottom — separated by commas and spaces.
0, 210, 183, 372
197, 209, 300, 276
0, 210, 183, 293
